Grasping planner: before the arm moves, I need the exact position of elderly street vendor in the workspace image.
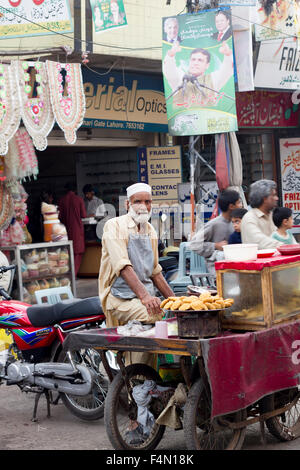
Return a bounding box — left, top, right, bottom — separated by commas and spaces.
99, 182, 174, 366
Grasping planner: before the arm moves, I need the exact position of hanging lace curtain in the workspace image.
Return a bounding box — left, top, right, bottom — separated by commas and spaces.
4, 127, 39, 182
17, 60, 55, 151
0, 63, 21, 155
46, 61, 86, 144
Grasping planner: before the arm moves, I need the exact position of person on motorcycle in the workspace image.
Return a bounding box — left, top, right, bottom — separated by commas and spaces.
99, 182, 174, 367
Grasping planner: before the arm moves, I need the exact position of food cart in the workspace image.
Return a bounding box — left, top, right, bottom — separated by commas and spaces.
63, 254, 300, 450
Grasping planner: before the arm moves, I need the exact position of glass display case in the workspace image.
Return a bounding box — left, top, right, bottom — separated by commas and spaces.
216, 256, 300, 330
0, 241, 76, 304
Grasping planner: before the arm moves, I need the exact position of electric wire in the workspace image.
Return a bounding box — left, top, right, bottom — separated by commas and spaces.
0, 2, 300, 55
0, 5, 161, 52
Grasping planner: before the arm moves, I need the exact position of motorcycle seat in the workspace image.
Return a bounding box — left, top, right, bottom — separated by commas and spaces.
27, 296, 104, 327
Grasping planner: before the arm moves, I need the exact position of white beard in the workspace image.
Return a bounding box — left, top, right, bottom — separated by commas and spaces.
128, 205, 151, 225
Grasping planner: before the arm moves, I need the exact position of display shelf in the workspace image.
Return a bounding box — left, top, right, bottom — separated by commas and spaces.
0, 241, 76, 304
21, 273, 71, 282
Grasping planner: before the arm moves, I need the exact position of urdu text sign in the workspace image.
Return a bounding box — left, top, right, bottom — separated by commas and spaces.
138, 146, 182, 205
280, 138, 300, 226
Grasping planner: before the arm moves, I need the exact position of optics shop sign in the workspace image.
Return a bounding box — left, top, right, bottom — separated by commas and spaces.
82, 68, 168, 133
280, 138, 300, 226
0, 0, 73, 38
137, 146, 182, 204
255, 39, 300, 90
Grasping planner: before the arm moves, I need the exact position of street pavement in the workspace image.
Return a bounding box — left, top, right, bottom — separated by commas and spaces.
0, 384, 300, 451
4, 279, 295, 453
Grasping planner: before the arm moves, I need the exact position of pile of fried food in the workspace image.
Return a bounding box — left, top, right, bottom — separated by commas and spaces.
160, 292, 234, 311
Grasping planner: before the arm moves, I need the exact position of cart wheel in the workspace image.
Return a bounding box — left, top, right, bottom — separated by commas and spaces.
104, 363, 166, 450
183, 378, 246, 450
261, 388, 300, 441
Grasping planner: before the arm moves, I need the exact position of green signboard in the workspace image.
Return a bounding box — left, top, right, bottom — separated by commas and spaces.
89, 0, 127, 34
162, 9, 237, 136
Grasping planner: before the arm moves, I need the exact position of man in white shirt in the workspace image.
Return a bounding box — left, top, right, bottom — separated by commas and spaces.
241, 180, 284, 249
82, 184, 105, 218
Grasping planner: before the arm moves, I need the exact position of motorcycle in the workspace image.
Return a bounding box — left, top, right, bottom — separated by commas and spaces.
0, 264, 113, 422
158, 214, 179, 283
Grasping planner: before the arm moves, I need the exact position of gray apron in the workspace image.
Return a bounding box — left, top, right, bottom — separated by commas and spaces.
111, 233, 155, 299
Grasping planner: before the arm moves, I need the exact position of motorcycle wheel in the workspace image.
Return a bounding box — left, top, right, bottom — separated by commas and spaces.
57, 348, 110, 421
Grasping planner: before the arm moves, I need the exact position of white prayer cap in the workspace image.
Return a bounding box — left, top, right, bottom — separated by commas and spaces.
126, 183, 152, 199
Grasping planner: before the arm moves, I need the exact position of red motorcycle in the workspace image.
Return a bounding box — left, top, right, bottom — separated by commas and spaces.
0, 264, 109, 422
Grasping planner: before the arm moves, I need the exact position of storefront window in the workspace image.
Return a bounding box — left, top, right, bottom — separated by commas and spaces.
238, 133, 275, 191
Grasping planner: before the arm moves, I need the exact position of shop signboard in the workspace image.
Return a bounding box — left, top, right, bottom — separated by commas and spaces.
255, 0, 297, 41
82, 68, 168, 133
255, 39, 300, 90
162, 9, 237, 136
280, 138, 300, 226
236, 91, 300, 128
89, 0, 127, 34
0, 0, 73, 38
137, 146, 182, 205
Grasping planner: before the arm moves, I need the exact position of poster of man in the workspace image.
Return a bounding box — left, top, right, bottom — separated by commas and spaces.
212, 10, 232, 41
89, 0, 127, 34
162, 8, 237, 137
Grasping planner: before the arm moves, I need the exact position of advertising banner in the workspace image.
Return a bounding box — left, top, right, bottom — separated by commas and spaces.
0, 0, 73, 38
255, 0, 296, 41
82, 67, 168, 133
231, 5, 254, 92
254, 39, 300, 90
89, 0, 127, 34
236, 91, 300, 128
162, 9, 237, 136
280, 138, 300, 226
137, 146, 182, 205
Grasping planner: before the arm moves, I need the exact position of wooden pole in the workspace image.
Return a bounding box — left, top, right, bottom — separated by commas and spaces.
185, 0, 219, 235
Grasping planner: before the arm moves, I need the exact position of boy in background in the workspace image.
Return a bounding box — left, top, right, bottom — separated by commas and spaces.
228, 208, 248, 244
272, 207, 297, 245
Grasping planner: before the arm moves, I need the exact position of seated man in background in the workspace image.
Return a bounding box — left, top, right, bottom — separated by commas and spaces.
241, 179, 284, 249
189, 188, 242, 275
82, 184, 106, 218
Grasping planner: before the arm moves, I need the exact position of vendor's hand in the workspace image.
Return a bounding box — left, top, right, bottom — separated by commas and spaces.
141, 294, 162, 316
215, 240, 228, 251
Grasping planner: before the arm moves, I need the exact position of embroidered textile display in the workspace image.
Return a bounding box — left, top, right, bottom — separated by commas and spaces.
17, 61, 55, 152
4, 128, 38, 182
46, 61, 86, 145
0, 182, 14, 232
0, 182, 30, 246
0, 63, 21, 156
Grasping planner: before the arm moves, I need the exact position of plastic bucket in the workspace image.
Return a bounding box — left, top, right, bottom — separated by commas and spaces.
43, 220, 59, 242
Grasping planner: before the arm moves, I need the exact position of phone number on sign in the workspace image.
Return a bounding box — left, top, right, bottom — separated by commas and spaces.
126, 122, 145, 130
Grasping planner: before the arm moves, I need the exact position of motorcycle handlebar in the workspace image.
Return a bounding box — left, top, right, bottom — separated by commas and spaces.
0, 265, 16, 274
0, 288, 11, 300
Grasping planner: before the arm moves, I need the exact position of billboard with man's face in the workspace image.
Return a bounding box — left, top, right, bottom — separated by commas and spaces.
162, 9, 237, 136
